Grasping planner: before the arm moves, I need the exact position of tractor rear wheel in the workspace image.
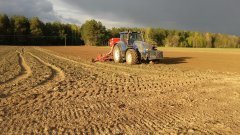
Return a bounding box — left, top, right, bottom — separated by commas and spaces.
126, 49, 139, 65
113, 45, 124, 63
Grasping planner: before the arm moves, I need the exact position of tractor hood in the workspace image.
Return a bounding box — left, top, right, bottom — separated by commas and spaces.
133, 41, 156, 52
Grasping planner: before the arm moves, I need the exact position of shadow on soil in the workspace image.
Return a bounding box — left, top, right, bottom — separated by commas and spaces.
159, 57, 192, 64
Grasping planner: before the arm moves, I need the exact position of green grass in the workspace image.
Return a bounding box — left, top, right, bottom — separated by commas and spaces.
158, 47, 240, 53
95, 45, 240, 53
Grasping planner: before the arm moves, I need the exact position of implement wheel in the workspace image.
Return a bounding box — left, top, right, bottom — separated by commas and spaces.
126, 49, 139, 65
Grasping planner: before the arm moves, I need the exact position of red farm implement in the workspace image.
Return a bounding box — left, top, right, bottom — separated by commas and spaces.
92, 38, 120, 62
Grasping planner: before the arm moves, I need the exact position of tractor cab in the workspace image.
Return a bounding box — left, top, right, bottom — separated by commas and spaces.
120, 32, 144, 46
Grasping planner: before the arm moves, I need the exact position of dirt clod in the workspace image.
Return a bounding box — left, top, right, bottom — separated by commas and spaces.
118, 103, 126, 109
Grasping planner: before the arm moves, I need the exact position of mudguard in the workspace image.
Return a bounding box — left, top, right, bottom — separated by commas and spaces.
117, 41, 128, 58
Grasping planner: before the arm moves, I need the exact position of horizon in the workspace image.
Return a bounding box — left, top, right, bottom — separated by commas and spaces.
0, 0, 239, 36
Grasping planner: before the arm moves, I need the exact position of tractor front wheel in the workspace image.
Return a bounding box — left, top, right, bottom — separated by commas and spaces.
113, 45, 123, 63
126, 49, 139, 65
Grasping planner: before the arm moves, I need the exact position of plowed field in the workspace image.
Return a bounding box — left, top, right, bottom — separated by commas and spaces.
0, 46, 240, 134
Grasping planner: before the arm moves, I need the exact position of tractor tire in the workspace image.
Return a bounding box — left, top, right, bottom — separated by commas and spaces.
126, 49, 139, 65
113, 45, 124, 63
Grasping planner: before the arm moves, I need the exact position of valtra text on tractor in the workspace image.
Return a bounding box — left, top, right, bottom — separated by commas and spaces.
93, 31, 163, 64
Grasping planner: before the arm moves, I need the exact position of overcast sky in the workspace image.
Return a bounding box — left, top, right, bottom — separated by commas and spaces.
0, 0, 240, 35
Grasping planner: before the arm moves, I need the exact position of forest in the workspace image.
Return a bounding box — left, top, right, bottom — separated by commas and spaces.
0, 13, 240, 48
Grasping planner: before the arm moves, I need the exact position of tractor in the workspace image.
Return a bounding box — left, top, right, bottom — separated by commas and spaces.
93, 31, 163, 64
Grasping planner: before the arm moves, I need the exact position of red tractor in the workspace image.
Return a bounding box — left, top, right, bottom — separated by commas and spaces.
93, 31, 163, 64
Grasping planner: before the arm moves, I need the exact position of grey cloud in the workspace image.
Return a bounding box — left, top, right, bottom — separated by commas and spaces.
0, 0, 59, 22
60, 0, 240, 35
0, 0, 76, 23
58, 16, 81, 25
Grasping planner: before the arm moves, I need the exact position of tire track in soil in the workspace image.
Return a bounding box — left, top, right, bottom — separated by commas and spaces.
34, 47, 135, 76
35, 47, 218, 81
0, 52, 67, 134
32, 47, 221, 134
34, 46, 223, 134
1, 47, 237, 134
34, 47, 94, 69
35, 47, 140, 75
0, 52, 32, 88
0, 52, 66, 107
0, 53, 58, 102
121, 95, 221, 134
28, 52, 65, 82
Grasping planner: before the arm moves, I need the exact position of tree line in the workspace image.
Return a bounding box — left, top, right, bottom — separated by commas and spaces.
1, 13, 240, 48
0, 14, 83, 45
111, 27, 240, 48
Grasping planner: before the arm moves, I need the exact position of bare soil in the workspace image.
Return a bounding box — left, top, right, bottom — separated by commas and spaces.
42, 46, 240, 73
0, 46, 240, 134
